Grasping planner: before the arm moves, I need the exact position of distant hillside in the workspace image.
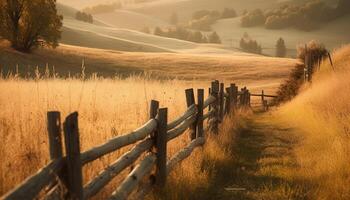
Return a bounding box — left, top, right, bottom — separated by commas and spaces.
0, 42, 299, 92
57, 3, 244, 54
93, 10, 169, 30
212, 14, 350, 57
127, 0, 284, 22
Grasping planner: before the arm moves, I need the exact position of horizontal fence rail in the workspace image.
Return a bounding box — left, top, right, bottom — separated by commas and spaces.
1, 80, 277, 200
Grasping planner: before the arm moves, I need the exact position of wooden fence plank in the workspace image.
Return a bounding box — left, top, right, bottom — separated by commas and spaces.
63, 112, 83, 200
109, 154, 156, 200
2, 159, 65, 200
166, 137, 205, 175
80, 119, 157, 164
167, 115, 197, 141
167, 104, 196, 131
83, 139, 153, 199
203, 95, 216, 109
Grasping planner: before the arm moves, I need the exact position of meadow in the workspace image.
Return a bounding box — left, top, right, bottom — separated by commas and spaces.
0, 72, 252, 199
275, 45, 350, 199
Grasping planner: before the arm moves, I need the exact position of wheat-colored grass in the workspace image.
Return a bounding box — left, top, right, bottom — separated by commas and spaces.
0, 71, 250, 199
276, 44, 350, 199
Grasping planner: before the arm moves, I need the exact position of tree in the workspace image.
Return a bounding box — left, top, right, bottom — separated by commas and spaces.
154, 26, 164, 36
208, 31, 221, 44
0, 0, 63, 52
221, 8, 237, 19
276, 37, 287, 57
170, 12, 178, 25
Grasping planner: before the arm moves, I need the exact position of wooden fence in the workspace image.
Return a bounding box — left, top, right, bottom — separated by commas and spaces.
1, 80, 276, 200
304, 45, 334, 82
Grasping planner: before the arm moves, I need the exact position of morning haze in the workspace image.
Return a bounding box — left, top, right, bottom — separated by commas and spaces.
0, 0, 349, 199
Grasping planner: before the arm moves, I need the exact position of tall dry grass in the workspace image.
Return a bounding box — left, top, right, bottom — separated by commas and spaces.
0, 72, 244, 199
277, 45, 350, 199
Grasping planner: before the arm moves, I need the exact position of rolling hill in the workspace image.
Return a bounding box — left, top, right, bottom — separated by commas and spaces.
0, 41, 300, 93
127, 0, 285, 22
93, 10, 170, 30
57, 3, 244, 54
212, 14, 350, 57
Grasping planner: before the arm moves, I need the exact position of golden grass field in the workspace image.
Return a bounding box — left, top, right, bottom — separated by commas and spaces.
275, 45, 350, 199
0, 41, 299, 94
0, 70, 253, 199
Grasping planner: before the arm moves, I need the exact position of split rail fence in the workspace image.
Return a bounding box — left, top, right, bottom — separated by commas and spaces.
2, 80, 276, 200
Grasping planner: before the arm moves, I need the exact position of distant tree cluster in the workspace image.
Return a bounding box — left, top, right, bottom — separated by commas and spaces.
0, 0, 63, 52
276, 38, 287, 57
83, 2, 122, 14
188, 8, 237, 31
76, 11, 93, 23
153, 26, 221, 44
241, 0, 350, 31
239, 33, 262, 54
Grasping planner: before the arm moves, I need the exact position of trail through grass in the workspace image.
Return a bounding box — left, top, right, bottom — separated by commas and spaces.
208, 112, 313, 200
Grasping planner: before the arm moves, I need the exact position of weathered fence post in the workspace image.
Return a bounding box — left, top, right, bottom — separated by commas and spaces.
155, 108, 168, 187
47, 111, 63, 160
240, 88, 244, 106
197, 89, 204, 138
150, 100, 159, 119
210, 81, 220, 134
63, 112, 83, 200
246, 89, 250, 107
225, 87, 231, 114
185, 88, 197, 140
46, 111, 66, 198
219, 83, 225, 122
231, 84, 238, 110
208, 88, 212, 112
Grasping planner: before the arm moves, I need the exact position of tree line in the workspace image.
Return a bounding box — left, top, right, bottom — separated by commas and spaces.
142, 26, 222, 44
76, 11, 93, 23
239, 32, 287, 57
241, 0, 350, 31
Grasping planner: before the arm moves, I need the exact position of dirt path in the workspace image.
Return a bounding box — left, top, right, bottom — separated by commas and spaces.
210, 112, 311, 200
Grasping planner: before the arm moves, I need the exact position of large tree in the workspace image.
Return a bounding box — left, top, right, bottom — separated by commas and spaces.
0, 0, 62, 52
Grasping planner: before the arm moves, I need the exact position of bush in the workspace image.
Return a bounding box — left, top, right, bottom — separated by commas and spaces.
76, 11, 93, 23
265, 15, 289, 29
297, 40, 328, 63
221, 8, 237, 19
152, 26, 211, 44
239, 33, 262, 54
208, 32, 221, 44
275, 64, 304, 103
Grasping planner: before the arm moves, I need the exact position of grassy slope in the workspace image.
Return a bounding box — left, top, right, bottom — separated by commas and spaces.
212, 15, 350, 57
93, 10, 170, 30
0, 42, 300, 93
58, 3, 245, 54
274, 45, 350, 198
